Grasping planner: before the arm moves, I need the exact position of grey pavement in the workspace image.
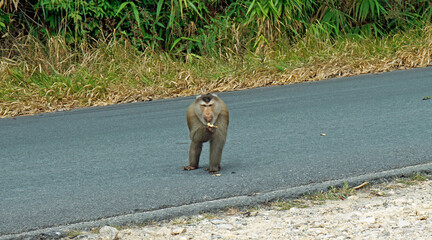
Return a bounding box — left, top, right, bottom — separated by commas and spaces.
1, 67, 431, 238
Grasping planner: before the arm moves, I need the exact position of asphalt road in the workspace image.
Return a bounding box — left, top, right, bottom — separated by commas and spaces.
1, 68, 432, 238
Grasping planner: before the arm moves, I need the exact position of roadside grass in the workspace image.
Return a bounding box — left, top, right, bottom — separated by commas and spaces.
1, 25, 432, 118
395, 172, 429, 185
271, 172, 431, 212
272, 199, 310, 210
272, 182, 357, 211
65, 230, 82, 238
304, 182, 357, 203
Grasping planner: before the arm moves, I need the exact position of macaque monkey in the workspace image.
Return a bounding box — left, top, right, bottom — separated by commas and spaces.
183, 93, 229, 174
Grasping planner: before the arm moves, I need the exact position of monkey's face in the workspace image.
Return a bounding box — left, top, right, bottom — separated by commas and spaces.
194, 94, 221, 126
201, 102, 214, 123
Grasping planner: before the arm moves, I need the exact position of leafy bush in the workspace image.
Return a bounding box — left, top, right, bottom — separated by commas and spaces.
1, 0, 431, 57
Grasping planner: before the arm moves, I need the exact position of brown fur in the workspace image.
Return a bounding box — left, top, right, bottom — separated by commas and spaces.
183, 94, 229, 174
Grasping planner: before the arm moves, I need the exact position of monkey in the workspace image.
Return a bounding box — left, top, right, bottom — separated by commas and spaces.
183, 93, 229, 174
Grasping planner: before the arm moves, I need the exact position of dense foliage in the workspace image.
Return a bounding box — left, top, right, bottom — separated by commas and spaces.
1, 1, 432, 117
1, 0, 431, 56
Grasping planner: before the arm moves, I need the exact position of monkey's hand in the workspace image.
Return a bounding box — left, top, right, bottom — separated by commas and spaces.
206, 122, 218, 132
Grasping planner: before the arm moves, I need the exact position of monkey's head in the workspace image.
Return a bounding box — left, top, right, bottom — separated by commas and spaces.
195, 93, 220, 125
200, 94, 214, 103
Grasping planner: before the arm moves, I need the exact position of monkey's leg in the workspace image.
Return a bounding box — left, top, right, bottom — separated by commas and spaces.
183, 141, 203, 171
208, 139, 225, 174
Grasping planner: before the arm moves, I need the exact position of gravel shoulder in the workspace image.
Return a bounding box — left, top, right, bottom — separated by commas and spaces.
69, 175, 432, 240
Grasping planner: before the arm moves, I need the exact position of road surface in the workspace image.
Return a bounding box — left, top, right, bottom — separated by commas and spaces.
1, 67, 431, 238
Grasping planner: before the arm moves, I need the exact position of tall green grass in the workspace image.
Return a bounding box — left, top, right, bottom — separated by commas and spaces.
2, 24, 431, 117
1, 0, 431, 117
2, 0, 431, 56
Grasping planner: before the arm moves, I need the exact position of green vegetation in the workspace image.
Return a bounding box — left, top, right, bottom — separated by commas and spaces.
396, 172, 429, 185
305, 182, 357, 203
272, 173, 431, 211
1, 0, 431, 117
273, 199, 309, 210
65, 230, 83, 238
273, 182, 357, 211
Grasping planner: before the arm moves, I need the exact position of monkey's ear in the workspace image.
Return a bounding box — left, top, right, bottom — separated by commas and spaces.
196, 94, 202, 99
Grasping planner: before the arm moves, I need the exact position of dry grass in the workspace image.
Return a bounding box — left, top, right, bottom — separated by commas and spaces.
1, 26, 432, 118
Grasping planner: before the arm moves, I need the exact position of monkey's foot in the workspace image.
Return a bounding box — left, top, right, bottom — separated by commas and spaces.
182, 166, 197, 171
205, 167, 221, 174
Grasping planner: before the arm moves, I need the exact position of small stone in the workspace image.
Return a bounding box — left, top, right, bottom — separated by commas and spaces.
171, 227, 186, 235
157, 227, 171, 236
289, 207, 300, 213
218, 224, 234, 230
211, 219, 227, 224
179, 237, 192, 240
312, 221, 325, 228
122, 229, 132, 235
347, 195, 359, 201
397, 219, 410, 228
211, 233, 223, 239
371, 190, 386, 196
272, 225, 282, 229
394, 198, 408, 205
99, 226, 118, 240
359, 216, 376, 224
